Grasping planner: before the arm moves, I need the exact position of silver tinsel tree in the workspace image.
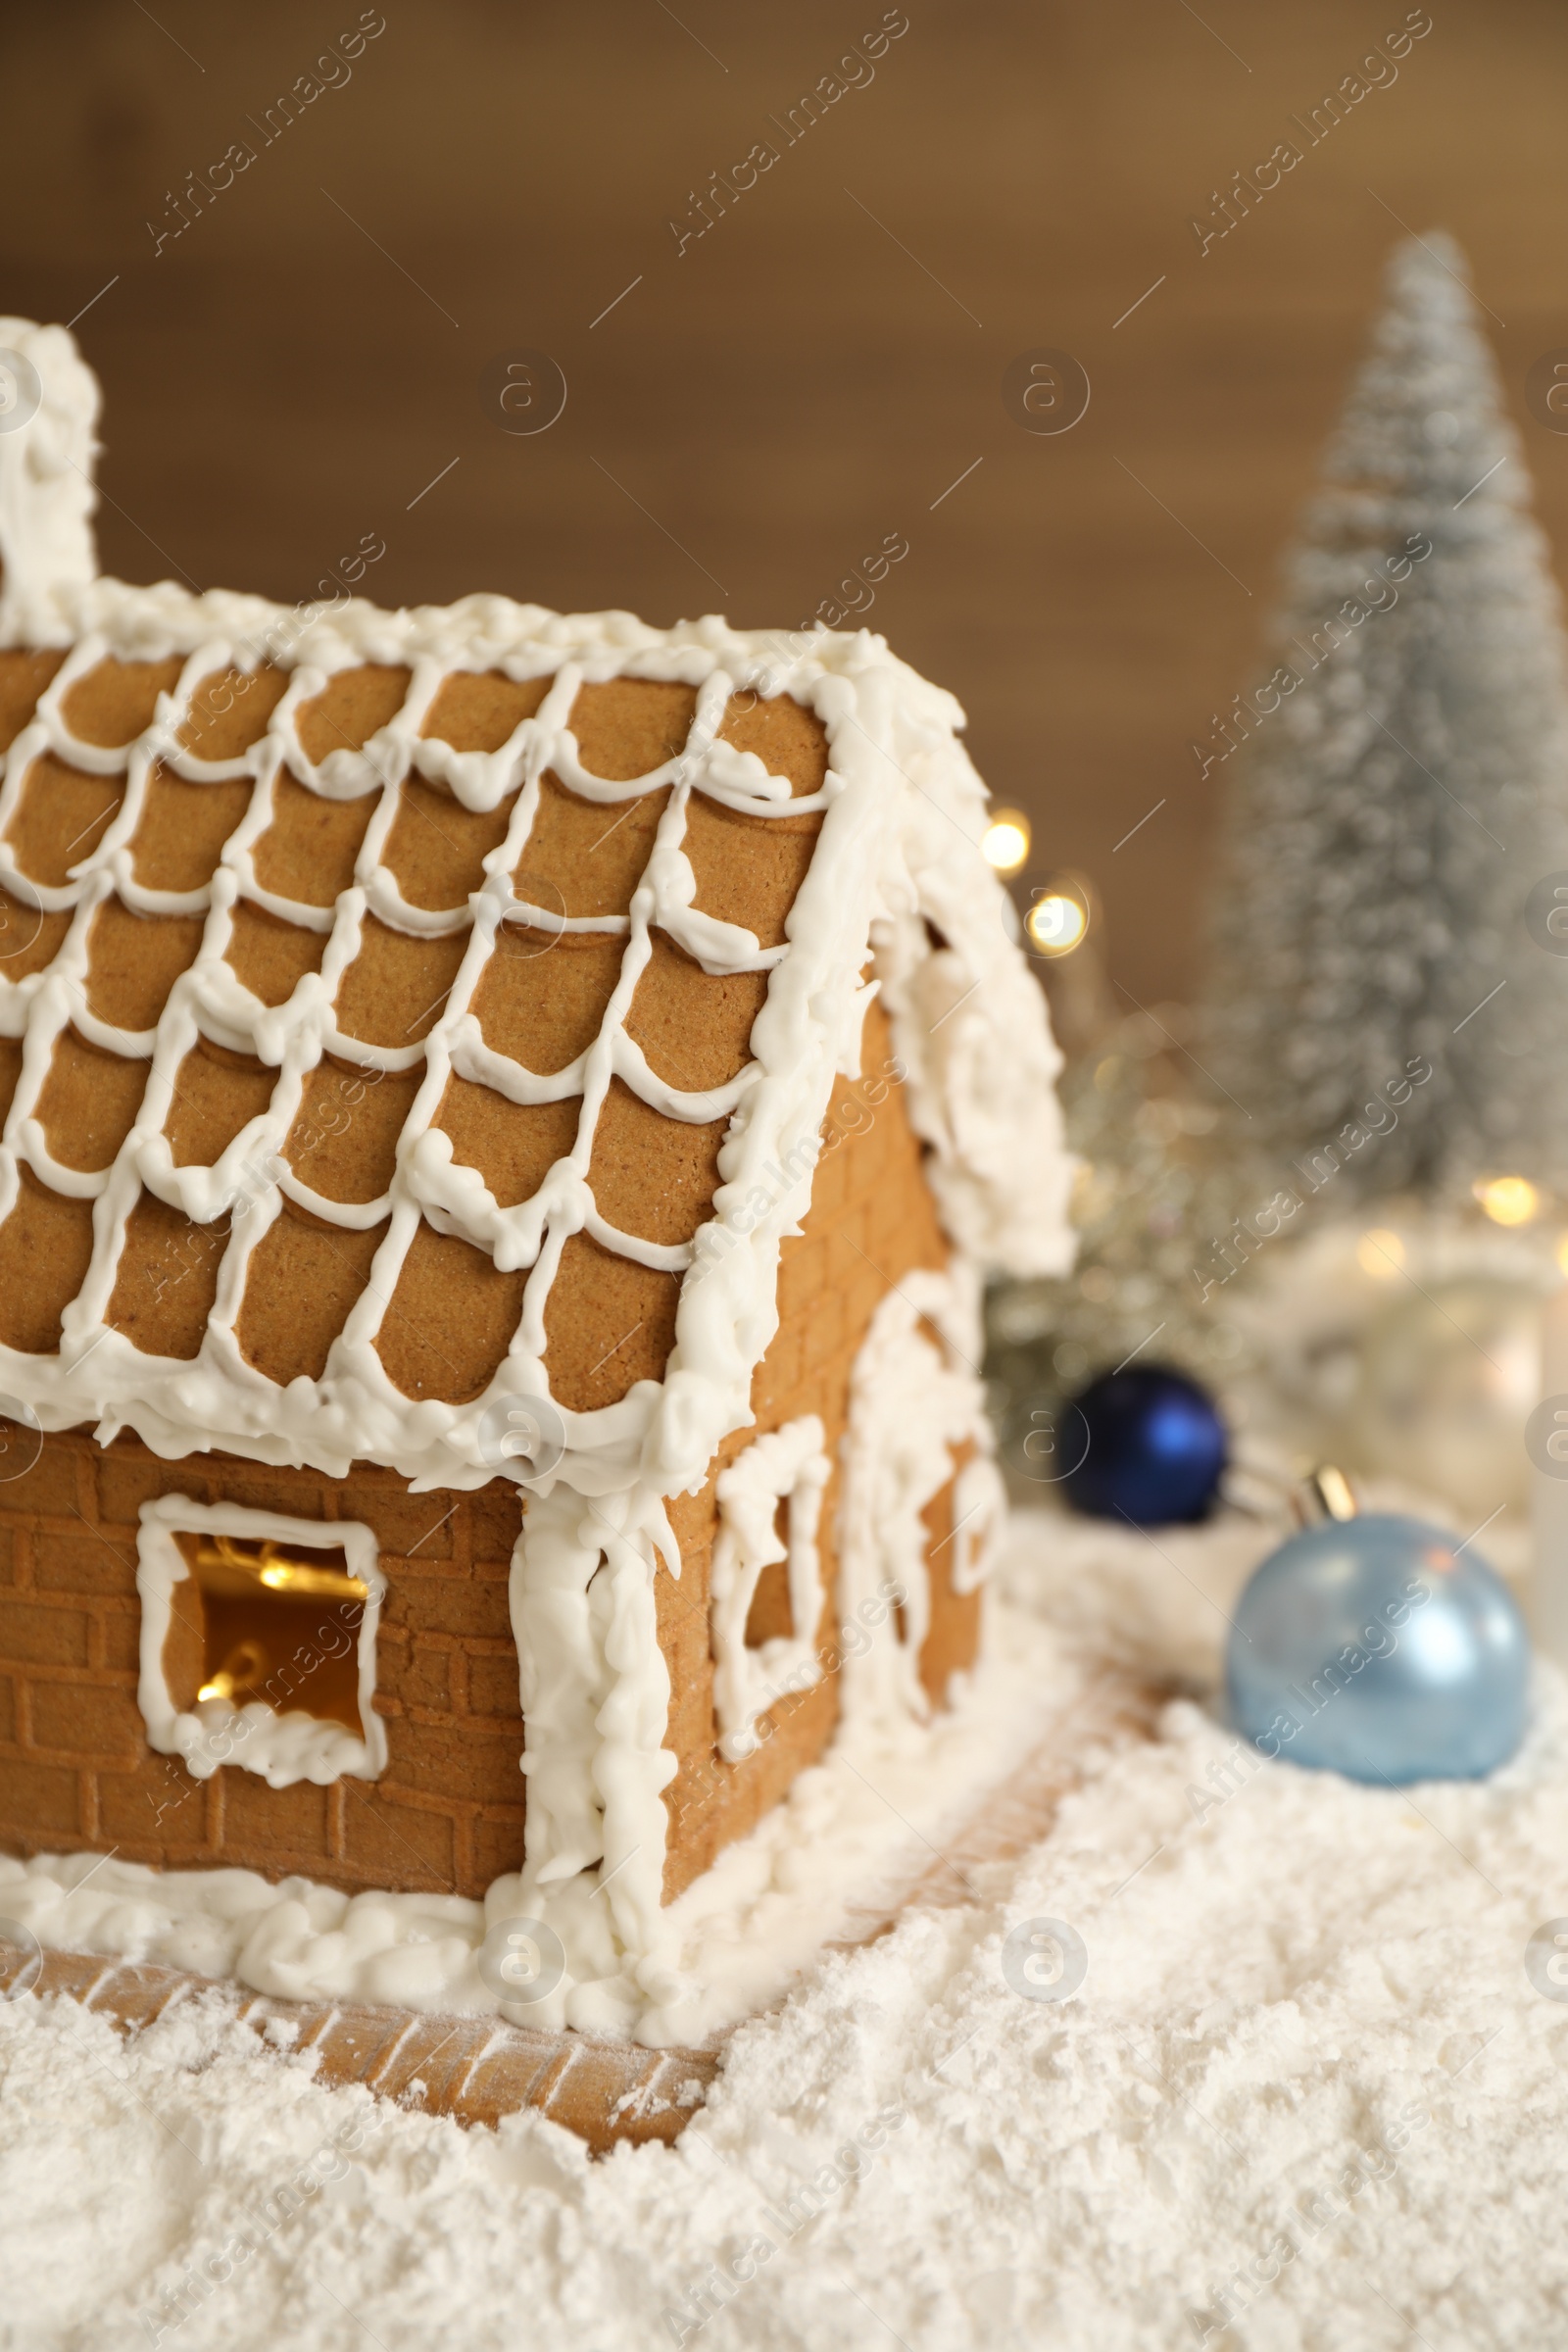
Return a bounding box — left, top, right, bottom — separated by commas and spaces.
1200, 231, 1568, 1203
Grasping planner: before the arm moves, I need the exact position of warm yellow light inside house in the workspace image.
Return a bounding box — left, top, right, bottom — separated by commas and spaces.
1356, 1228, 1406, 1279
258, 1560, 370, 1599
199, 1640, 266, 1706
185, 1536, 369, 1729
1026, 891, 1088, 956
1474, 1175, 1539, 1227
981, 808, 1031, 876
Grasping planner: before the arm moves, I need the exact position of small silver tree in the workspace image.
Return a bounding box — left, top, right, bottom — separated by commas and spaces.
1200, 231, 1568, 1203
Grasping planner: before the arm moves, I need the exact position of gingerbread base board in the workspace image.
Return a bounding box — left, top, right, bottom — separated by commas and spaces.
0, 1937, 716, 2149
0, 1668, 1161, 2151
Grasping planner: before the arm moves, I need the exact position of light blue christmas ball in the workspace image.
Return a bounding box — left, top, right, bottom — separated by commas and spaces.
1226, 1513, 1530, 1784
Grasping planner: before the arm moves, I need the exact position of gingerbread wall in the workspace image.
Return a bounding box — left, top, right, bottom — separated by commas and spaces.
0, 1435, 526, 1899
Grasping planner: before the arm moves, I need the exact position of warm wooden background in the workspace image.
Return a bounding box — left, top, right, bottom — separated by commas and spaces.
1, 0, 1563, 1002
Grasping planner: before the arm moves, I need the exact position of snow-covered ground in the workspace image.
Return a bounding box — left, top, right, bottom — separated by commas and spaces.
5, 1499, 1567, 2352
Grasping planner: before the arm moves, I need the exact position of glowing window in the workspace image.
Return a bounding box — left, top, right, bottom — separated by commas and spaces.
136, 1500, 386, 1788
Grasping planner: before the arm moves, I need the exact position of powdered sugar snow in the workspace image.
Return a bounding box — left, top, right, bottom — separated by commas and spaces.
5, 1501, 1568, 2352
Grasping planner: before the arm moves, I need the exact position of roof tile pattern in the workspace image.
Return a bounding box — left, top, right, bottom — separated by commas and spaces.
0, 650, 824, 1434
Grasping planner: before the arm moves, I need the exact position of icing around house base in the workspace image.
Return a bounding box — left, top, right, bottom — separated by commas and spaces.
0, 1592, 1078, 2047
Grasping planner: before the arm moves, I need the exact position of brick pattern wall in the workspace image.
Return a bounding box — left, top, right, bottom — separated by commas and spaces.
0, 1006, 978, 1909
0, 1433, 524, 1899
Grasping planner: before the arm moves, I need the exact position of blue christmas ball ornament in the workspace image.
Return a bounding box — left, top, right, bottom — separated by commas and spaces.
1227, 1506, 1530, 1784
1062, 1365, 1227, 1526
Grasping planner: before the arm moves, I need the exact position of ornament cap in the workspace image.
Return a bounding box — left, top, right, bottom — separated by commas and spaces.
1298, 1464, 1359, 1525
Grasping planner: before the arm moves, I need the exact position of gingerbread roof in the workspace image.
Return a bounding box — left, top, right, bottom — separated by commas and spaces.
0, 321, 1070, 1496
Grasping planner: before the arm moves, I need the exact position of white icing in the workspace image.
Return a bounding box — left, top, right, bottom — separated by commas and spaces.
950, 1450, 1008, 1596
505, 1482, 685, 2027
709, 1414, 831, 1763
158, 1694, 373, 1791
837, 1265, 1001, 1727
135, 1499, 386, 1789
875, 797, 1072, 1278
0, 319, 99, 646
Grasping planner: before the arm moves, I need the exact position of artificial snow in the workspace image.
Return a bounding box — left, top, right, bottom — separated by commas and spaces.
4, 1500, 1567, 2351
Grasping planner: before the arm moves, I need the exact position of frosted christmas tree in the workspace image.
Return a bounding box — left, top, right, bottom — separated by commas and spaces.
1199, 231, 1568, 1204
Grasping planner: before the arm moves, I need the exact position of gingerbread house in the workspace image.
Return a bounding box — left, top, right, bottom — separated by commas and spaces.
0, 319, 1071, 2034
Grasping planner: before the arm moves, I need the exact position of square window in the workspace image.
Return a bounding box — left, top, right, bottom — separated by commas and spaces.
136, 1498, 386, 1788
